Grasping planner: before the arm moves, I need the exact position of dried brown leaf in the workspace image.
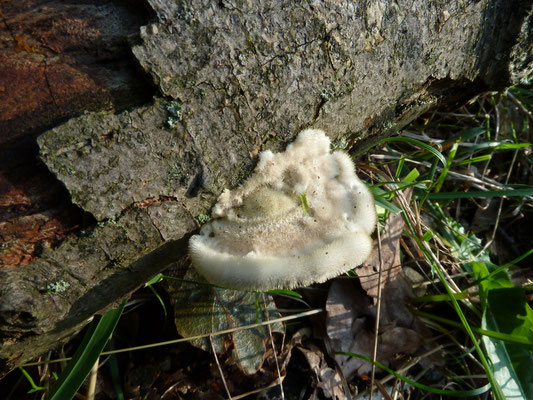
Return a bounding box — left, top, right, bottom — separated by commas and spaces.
358, 206, 405, 299
298, 344, 345, 400
325, 275, 424, 379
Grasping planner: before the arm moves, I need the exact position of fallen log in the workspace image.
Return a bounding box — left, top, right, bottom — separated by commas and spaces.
0, 0, 531, 376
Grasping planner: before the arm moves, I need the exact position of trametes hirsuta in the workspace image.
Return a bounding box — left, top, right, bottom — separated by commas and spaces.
189, 129, 376, 290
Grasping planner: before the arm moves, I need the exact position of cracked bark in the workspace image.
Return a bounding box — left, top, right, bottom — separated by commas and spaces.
0, 0, 155, 270
0, 0, 531, 376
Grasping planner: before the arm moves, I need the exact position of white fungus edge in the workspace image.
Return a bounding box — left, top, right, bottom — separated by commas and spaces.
188, 129, 377, 290
189, 229, 373, 290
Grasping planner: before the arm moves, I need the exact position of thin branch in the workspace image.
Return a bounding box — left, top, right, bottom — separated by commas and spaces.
21, 308, 325, 367
210, 335, 232, 399
369, 221, 384, 400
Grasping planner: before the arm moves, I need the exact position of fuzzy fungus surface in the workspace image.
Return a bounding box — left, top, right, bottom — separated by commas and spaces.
189, 129, 376, 290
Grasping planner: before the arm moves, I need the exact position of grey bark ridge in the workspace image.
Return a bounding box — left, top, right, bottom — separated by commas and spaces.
0, 0, 531, 376
37, 99, 210, 221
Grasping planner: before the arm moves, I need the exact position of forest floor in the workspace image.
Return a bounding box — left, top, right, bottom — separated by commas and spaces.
2, 87, 532, 400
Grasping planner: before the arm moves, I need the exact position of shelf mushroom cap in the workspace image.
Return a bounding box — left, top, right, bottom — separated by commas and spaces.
189, 129, 377, 290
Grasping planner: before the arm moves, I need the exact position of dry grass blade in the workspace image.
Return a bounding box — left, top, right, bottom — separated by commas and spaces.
210, 335, 232, 399
262, 293, 285, 400
369, 220, 384, 400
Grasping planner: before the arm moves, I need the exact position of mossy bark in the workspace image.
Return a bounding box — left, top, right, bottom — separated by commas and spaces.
0, 0, 531, 376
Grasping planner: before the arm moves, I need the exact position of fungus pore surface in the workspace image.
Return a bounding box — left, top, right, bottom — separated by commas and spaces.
189, 129, 376, 290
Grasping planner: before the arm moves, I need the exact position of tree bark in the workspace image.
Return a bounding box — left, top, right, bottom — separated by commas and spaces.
0, 0, 531, 376
0, 0, 155, 269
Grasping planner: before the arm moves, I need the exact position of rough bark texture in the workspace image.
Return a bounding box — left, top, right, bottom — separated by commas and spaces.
0, 0, 531, 376
0, 0, 153, 140
0, 0, 155, 269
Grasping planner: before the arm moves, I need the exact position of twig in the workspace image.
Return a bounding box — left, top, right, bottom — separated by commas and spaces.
262, 293, 285, 400
506, 90, 533, 121
210, 335, 232, 399
230, 376, 286, 400
369, 221, 384, 400
476, 148, 519, 257
21, 308, 325, 367
86, 358, 99, 400
355, 346, 443, 399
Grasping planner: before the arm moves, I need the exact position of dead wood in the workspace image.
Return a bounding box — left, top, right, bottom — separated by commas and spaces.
0, 0, 531, 376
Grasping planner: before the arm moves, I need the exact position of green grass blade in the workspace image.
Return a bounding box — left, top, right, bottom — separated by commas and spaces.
422, 230, 433, 241
374, 195, 402, 214
19, 367, 46, 393
429, 187, 533, 199
483, 289, 533, 399
370, 187, 403, 214
494, 142, 531, 150
434, 141, 459, 193
485, 248, 533, 280
403, 216, 505, 398
147, 285, 168, 319
472, 262, 533, 399
419, 158, 439, 208
355, 136, 448, 167
145, 273, 168, 318
370, 180, 430, 192
46, 300, 126, 400
412, 310, 533, 346
336, 351, 491, 397
107, 351, 124, 400
266, 289, 303, 298
145, 273, 164, 286
395, 155, 406, 179
402, 167, 420, 183
299, 192, 311, 215
407, 291, 469, 303
456, 154, 492, 165
430, 263, 504, 399
445, 127, 486, 143
455, 140, 530, 155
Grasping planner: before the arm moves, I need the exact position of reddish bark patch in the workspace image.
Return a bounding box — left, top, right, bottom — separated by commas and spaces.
0, 160, 88, 268
0, 0, 153, 142
0, 0, 154, 269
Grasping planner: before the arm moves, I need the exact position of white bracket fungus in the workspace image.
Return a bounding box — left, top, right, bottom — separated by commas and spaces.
189, 129, 376, 290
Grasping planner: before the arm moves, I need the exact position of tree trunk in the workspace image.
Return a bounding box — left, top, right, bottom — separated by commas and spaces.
0, 0, 531, 376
